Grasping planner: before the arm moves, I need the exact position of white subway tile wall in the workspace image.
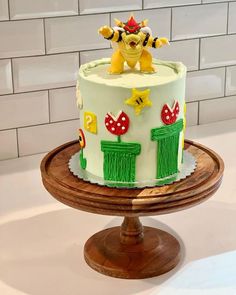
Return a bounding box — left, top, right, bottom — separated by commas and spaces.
144, 0, 201, 9
0, 129, 18, 160
186, 68, 225, 102
0, 0, 9, 20
0, 91, 49, 129
199, 96, 236, 124
200, 35, 236, 69
0, 0, 235, 160
172, 3, 227, 40
0, 59, 13, 95
155, 39, 199, 71
226, 66, 236, 96
0, 20, 45, 58
186, 102, 198, 126
229, 2, 236, 34
45, 14, 110, 54
49, 87, 79, 122
18, 119, 80, 156
13, 53, 79, 92
79, 0, 142, 14
9, 0, 78, 20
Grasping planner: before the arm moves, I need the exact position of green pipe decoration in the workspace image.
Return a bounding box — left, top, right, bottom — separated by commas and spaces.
151, 119, 183, 180
101, 140, 141, 185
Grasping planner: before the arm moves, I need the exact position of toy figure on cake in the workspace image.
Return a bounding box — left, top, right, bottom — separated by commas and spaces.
98, 15, 169, 74
71, 14, 196, 188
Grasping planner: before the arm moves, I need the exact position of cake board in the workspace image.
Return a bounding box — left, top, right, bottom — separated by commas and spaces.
40, 139, 224, 279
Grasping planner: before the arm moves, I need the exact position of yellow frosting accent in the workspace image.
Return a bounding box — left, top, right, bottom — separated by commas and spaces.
84, 111, 97, 134
125, 88, 152, 115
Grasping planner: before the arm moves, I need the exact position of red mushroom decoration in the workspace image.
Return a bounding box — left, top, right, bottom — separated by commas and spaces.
161, 100, 180, 125
105, 111, 130, 137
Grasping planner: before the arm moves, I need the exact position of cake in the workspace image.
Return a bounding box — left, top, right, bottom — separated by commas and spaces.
74, 15, 188, 188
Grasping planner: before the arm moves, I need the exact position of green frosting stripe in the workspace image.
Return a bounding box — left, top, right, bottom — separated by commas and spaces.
151, 119, 183, 140
101, 141, 141, 183
101, 141, 141, 155
156, 133, 180, 179
151, 119, 183, 180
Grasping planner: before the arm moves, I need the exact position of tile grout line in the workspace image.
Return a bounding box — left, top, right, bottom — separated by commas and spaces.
7, 0, 10, 20
198, 38, 201, 70
226, 1, 230, 34
43, 18, 47, 54
224, 67, 227, 97
170, 8, 173, 41
0, 86, 76, 98
197, 101, 200, 125
10, 58, 15, 94
16, 128, 20, 157
0, 118, 80, 133
48, 90, 51, 123
78, 0, 80, 15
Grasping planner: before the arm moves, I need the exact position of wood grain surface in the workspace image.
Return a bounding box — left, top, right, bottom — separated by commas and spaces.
41, 139, 224, 217
40, 139, 224, 279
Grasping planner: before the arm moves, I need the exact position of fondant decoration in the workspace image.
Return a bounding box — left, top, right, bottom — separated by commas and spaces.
101, 112, 141, 186
78, 129, 87, 169
151, 119, 183, 181
125, 88, 152, 115
76, 82, 83, 109
84, 111, 97, 134
101, 141, 141, 185
105, 111, 129, 137
161, 101, 179, 125
98, 15, 169, 74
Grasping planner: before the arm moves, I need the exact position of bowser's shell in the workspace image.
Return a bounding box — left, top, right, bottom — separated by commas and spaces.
105, 111, 129, 136
78, 128, 86, 148
161, 101, 180, 125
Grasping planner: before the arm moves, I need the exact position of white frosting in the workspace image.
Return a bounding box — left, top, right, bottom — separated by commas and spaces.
79, 58, 185, 88
78, 59, 187, 183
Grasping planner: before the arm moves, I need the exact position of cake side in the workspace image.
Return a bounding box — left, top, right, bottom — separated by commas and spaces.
77, 58, 186, 186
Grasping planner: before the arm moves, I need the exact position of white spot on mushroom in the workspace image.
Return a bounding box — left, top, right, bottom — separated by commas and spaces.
166, 116, 170, 120
165, 109, 168, 113
111, 127, 115, 131
122, 117, 126, 121
122, 126, 125, 130
172, 113, 174, 117
110, 120, 113, 124
106, 123, 109, 126
117, 123, 121, 126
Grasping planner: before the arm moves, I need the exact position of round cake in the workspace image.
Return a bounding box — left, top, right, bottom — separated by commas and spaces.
75, 58, 187, 187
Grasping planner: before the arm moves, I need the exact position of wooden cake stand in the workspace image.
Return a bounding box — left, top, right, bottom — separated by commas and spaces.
40, 140, 224, 279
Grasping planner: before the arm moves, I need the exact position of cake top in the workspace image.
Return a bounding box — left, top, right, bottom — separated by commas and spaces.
79, 58, 186, 88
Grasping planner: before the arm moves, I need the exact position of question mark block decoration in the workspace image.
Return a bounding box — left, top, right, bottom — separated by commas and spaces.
84, 111, 97, 134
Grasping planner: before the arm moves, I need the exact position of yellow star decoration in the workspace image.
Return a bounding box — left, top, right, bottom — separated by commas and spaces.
125, 88, 152, 115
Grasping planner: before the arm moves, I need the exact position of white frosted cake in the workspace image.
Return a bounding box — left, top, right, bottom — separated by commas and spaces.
76, 58, 187, 187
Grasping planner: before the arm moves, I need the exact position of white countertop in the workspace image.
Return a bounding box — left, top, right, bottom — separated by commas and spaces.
0, 119, 236, 295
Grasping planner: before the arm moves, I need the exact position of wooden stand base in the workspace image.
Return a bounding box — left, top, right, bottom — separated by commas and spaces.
84, 217, 180, 279
41, 140, 224, 279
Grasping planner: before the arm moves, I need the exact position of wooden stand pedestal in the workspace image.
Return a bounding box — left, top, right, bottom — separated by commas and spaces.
41, 140, 224, 279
